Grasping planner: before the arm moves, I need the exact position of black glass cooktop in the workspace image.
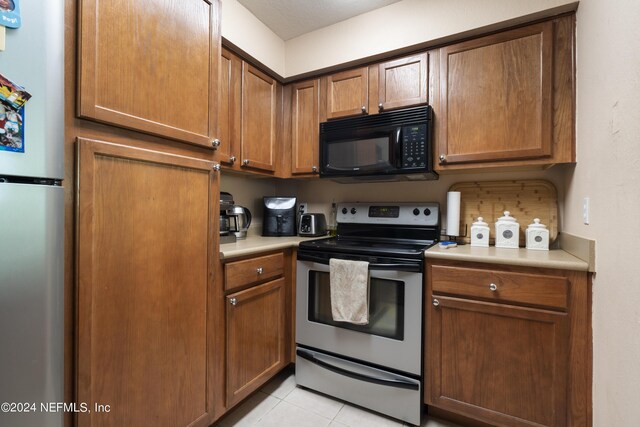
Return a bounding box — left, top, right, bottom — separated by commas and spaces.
298, 236, 436, 259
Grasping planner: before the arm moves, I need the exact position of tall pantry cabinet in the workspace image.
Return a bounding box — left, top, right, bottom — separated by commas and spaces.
70, 1, 222, 427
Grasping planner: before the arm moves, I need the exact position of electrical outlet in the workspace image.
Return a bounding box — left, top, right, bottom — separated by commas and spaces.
582, 197, 590, 225
299, 202, 308, 215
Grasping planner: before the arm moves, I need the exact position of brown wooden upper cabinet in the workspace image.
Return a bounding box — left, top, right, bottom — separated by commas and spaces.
78, 0, 220, 148
434, 17, 575, 170
218, 48, 241, 166
377, 53, 428, 112
290, 79, 320, 175
323, 53, 429, 121
240, 63, 278, 173
324, 67, 369, 119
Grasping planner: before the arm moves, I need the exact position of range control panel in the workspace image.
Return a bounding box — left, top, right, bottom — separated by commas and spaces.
337, 202, 439, 226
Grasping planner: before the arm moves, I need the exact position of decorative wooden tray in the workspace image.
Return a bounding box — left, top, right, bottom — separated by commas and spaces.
449, 180, 558, 245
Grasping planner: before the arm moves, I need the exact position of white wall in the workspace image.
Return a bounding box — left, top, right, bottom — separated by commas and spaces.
284, 0, 576, 76
220, 0, 286, 76
565, 0, 640, 423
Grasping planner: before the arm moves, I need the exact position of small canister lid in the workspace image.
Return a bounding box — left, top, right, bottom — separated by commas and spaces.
527, 218, 547, 229
496, 211, 517, 223
473, 216, 488, 227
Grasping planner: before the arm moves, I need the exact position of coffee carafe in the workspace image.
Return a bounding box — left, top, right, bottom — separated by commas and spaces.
227, 205, 252, 239
220, 192, 236, 243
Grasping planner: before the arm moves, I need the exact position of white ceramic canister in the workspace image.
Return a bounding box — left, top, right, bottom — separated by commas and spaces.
470, 217, 490, 247
526, 218, 550, 251
495, 211, 520, 249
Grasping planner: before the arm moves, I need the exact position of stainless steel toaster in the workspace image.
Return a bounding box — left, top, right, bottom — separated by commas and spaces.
298, 213, 328, 237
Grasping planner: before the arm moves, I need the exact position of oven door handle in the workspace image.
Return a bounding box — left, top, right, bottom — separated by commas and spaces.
298, 253, 422, 272
369, 262, 417, 270
296, 348, 420, 391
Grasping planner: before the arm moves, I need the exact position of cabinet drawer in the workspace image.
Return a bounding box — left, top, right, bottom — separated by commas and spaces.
431, 265, 568, 310
225, 252, 284, 292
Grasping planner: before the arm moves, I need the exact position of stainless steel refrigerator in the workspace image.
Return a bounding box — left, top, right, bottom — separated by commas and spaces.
0, 1, 64, 426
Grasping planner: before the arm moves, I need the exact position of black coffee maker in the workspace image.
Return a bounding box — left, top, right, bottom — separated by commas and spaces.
262, 197, 297, 236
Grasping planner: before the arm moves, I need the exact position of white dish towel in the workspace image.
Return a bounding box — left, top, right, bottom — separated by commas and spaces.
329, 258, 370, 325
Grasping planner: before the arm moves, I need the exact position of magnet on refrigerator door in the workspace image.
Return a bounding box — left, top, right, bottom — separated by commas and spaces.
0, 0, 21, 29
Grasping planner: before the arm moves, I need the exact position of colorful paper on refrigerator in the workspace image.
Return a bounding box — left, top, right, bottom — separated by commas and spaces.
0, 101, 24, 153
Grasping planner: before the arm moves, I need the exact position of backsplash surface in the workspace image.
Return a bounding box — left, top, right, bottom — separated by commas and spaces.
222, 167, 569, 237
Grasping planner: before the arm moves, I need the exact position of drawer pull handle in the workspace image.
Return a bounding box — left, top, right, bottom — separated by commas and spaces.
230, 298, 238, 306
256, 267, 264, 275
489, 283, 498, 292
432, 299, 440, 307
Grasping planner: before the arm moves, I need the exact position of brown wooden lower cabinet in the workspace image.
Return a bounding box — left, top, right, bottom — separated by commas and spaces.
76, 138, 218, 427
425, 259, 591, 427
225, 278, 286, 407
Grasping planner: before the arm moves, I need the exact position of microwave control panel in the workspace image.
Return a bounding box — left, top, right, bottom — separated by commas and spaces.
401, 124, 427, 169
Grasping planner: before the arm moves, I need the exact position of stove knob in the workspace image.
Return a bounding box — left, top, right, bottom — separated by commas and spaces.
423, 208, 431, 216
413, 208, 420, 216
351, 208, 357, 215
342, 208, 348, 215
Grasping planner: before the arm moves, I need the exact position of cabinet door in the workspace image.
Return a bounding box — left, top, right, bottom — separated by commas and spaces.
226, 278, 286, 407
241, 63, 277, 172
76, 138, 218, 427
218, 48, 241, 166
78, 0, 220, 148
325, 67, 369, 119
427, 296, 568, 427
377, 53, 428, 112
291, 79, 320, 175
437, 22, 553, 166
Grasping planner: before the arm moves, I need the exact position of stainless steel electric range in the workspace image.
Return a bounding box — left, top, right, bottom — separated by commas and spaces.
295, 202, 440, 426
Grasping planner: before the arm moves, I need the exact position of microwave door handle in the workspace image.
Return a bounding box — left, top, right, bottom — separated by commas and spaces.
393, 127, 402, 168
324, 164, 384, 173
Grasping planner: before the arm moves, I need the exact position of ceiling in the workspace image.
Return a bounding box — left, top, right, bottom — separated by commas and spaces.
237, 0, 404, 41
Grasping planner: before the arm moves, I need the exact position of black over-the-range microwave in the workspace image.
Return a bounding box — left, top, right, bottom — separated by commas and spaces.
319, 106, 437, 182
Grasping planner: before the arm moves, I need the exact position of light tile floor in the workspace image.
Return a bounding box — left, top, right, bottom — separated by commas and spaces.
215, 368, 461, 427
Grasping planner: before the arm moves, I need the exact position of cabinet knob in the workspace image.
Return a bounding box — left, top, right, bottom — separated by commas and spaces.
243, 159, 250, 166
212, 164, 221, 172
361, 106, 367, 114
432, 298, 440, 307
230, 156, 237, 163
312, 166, 318, 173
378, 103, 384, 112
256, 267, 264, 275
211, 139, 221, 149
230, 298, 238, 306
489, 283, 498, 292
439, 154, 446, 163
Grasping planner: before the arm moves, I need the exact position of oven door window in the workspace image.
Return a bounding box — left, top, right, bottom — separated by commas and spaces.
307, 271, 404, 340
324, 135, 392, 172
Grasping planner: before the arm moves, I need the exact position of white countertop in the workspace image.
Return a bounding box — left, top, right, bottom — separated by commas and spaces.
425, 244, 589, 271
221, 235, 590, 271
219, 235, 328, 260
